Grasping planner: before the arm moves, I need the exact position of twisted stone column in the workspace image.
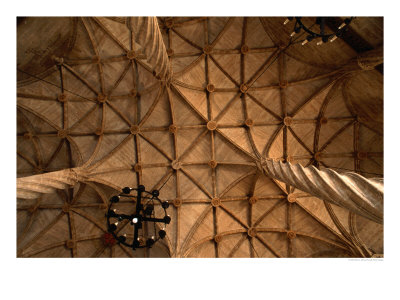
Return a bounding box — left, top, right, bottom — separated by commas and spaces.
341, 45, 383, 72
261, 159, 383, 224
17, 168, 87, 199
126, 17, 172, 82
357, 46, 383, 70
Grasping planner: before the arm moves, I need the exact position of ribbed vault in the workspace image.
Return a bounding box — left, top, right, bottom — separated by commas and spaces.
17, 17, 383, 258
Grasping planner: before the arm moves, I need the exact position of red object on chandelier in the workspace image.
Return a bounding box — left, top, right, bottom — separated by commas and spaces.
103, 232, 117, 247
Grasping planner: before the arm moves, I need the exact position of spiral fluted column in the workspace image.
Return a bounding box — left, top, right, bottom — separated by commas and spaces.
17, 168, 87, 199
126, 17, 172, 82
261, 159, 383, 224
341, 45, 383, 72
357, 46, 383, 70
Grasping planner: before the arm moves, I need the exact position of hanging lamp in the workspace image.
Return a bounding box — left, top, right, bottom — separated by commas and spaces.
105, 185, 170, 250
283, 17, 354, 45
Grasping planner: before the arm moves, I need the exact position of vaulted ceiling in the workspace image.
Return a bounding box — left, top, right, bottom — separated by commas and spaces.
16, 16, 383, 258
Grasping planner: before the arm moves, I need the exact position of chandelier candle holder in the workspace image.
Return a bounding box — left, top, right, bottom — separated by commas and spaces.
105, 185, 170, 250
283, 17, 354, 45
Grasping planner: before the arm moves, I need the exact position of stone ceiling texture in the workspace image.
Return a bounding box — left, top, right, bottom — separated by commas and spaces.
16, 17, 383, 258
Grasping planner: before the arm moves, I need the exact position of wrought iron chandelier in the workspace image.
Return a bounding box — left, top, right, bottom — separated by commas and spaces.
105, 185, 170, 250
284, 17, 354, 45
